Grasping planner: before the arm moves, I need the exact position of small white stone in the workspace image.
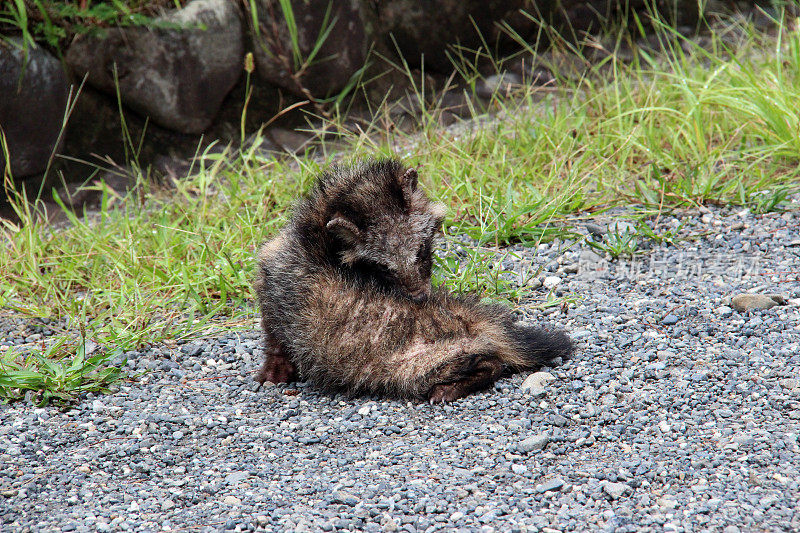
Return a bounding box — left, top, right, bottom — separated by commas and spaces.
656, 350, 675, 361
658, 496, 678, 509
521, 372, 555, 395
659, 421, 671, 433
580, 250, 603, 263
161, 499, 175, 511
511, 464, 528, 474
543, 276, 561, 290
601, 481, 631, 500
714, 305, 734, 317
223, 495, 241, 505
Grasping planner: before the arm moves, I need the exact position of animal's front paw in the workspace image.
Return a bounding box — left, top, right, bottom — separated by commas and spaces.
255, 354, 297, 385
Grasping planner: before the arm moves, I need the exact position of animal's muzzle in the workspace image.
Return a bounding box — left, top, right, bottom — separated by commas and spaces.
409, 284, 432, 303
411, 292, 428, 303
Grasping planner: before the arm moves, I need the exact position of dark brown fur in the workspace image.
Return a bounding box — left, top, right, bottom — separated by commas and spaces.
254, 159, 573, 401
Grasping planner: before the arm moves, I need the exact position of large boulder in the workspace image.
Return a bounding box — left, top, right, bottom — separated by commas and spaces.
552, 1, 704, 35
248, 0, 368, 98
372, 0, 529, 71
0, 40, 69, 179
65, 0, 244, 134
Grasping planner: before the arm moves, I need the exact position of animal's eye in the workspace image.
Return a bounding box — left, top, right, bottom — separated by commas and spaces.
353, 259, 394, 282
372, 262, 393, 277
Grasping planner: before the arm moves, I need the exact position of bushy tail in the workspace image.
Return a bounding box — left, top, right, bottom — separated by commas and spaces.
506, 324, 574, 369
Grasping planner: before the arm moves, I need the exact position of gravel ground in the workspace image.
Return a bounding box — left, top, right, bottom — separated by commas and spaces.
2, 202, 800, 533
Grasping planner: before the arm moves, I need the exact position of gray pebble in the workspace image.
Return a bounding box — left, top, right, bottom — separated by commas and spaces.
602, 481, 631, 500
332, 490, 359, 506
536, 478, 565, 493
518, 434, 549, 453
4, 204, 800, 532
661, 314, 680, 325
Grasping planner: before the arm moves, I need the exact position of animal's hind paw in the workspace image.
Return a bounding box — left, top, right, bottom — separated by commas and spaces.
428, 383, 461, 403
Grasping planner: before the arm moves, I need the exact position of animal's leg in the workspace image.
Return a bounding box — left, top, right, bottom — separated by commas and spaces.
255, 331, 297, 386
428, 355, 505, 403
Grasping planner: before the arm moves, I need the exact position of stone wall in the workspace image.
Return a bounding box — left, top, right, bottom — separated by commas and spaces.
0, 0, 772, 196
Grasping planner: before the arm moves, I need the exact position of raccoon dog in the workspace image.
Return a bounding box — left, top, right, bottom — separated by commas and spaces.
254, 159, 573, 402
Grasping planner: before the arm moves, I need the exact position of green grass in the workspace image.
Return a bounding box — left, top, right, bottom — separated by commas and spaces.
586, 223, 642, 259
0, 335, 126, 406
2, 15, 800, 403
433, 244, 540, 306
0, 1, 186, 53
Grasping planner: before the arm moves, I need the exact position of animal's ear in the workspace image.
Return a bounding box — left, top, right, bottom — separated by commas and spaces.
399, 167, 418, 192
326, 215, 361, 244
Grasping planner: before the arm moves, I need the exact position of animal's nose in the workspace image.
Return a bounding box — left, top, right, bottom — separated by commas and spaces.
410, 291, 428, 303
